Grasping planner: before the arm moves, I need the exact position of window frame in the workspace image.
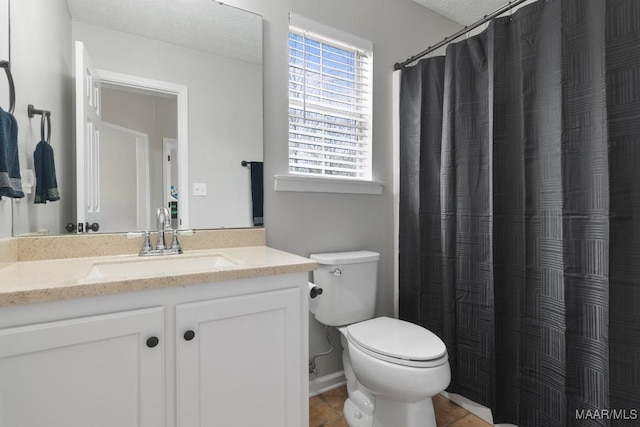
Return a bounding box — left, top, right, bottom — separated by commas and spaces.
283, 14, 380, 194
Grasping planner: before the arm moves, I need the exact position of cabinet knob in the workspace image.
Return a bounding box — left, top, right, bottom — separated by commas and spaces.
146, 336, 159, 348
183, 330, 195, 341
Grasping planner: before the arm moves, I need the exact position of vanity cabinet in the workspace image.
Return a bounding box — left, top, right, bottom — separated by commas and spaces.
0, 273, 308, 427
176, 288, 301, 426
0, 307, 164, 427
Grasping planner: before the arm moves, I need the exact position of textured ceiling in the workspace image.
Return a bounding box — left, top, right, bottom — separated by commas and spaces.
66, 0, 262, 64
412, 0, 510, 25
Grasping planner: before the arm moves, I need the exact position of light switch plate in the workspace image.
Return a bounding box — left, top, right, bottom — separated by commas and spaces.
193, 182, 207, 196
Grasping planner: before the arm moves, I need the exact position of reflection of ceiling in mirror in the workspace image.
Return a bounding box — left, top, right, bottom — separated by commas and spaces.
66, 0, 262, 64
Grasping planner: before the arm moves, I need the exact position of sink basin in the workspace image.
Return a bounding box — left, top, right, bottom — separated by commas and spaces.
84, 253, 237, 281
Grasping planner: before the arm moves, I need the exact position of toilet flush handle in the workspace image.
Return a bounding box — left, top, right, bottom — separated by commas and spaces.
331, 268, 342, 276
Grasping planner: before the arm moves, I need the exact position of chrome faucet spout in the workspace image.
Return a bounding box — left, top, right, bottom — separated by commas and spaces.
162, 207, 171, 230
156, 207, 170, 250
156, 207, 168, 230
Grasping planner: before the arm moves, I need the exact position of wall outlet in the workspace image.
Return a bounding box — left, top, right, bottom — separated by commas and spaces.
193, 182, 207, 196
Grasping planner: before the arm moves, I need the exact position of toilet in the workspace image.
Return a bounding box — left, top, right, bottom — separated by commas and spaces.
309, 250, 451, 427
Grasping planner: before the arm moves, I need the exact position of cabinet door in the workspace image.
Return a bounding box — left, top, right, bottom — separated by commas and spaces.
176, 288, 301, 427
0, 307, 164, 427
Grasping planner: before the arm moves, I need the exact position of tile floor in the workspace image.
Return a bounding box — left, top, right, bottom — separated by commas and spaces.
310, 386, 493, 427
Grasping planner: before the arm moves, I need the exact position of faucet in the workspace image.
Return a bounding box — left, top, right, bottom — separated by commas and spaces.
138, 207, 183, 256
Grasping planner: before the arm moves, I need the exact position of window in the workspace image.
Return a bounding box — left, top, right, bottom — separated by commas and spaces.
288, 18, 373, 180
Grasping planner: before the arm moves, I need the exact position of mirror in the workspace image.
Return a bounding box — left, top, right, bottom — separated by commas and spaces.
9, 0, 263, 236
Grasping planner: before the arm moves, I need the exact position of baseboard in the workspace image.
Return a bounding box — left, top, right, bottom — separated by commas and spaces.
309, 370, 347, 397
441, 391, 496, 425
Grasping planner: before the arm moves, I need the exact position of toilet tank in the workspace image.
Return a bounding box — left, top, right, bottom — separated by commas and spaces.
309, 250, 380, 327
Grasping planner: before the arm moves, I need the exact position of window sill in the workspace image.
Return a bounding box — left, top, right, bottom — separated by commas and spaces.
274, 175, 384, 195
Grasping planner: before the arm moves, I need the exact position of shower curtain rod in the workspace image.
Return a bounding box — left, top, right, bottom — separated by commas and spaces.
394, 0, 530, 70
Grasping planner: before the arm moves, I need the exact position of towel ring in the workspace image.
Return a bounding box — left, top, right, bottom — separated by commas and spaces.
28, 104, 52, 143
0, 60, 16, 114
40, 113, 51, 144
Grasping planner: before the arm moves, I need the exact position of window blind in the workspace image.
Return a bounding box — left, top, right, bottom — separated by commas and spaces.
288, 27, 373, 180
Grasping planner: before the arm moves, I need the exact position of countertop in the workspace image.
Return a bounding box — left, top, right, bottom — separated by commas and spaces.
0, 246, 316, 307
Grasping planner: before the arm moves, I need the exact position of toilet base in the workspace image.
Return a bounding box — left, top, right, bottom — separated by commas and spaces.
344, 397, 373, 427
344, 394, 438, 427
371, 396, 437, 427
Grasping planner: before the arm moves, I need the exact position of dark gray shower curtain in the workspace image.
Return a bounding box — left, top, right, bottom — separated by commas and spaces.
399, 0, 640, 425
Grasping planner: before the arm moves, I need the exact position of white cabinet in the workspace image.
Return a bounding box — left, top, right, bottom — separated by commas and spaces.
176, 288, 301, 426
0, 273, 308, 427
0, 307, 164, 427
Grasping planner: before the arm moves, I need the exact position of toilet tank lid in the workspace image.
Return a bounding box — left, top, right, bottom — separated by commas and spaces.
310, 250, 380, 265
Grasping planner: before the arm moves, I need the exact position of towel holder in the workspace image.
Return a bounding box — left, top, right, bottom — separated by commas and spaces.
241, 160, 257, 167
0, 60, 15, 114
28, 104, 52, 143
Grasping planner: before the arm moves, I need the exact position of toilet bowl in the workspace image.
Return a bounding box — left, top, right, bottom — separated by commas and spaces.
338, 317, 450, 427
309, 251, 451, 427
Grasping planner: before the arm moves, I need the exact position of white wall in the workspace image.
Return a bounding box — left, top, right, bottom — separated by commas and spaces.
10, 0, 74, 236
72, 21, 263, 230
222, 0, 461, 377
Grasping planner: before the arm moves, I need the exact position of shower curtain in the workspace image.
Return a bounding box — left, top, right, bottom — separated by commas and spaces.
398, 0, 640, 425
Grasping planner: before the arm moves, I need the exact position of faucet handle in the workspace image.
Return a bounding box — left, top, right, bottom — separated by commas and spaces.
140, 230, 152, 255
170, 229, 183, 253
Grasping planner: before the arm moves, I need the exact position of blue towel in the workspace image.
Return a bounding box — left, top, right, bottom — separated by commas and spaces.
0, 107, 24, 200
33, 140, 60, 203
250, 161, 263, 226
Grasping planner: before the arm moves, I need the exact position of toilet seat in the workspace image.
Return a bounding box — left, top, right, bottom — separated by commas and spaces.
346, 317, 448, 368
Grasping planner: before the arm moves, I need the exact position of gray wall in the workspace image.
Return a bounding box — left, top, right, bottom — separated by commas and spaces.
225, 0, 460, 377
9, 0, 74, 236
